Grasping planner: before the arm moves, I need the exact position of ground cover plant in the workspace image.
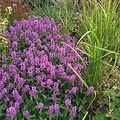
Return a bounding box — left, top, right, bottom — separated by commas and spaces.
0, 16, 95, 120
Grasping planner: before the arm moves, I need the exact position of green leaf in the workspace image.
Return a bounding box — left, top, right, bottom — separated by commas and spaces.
65, 89, 68, 93
25, 117, 31, 120
64, 111, 68, 117
42, 94, 47, 99
60, 83, 64, 87
117, 107, 120, 112
43, 105, 49, 109
60, 104, 64, 107
113, 109, 120, 119
1, 103, 7, 110
60, 106, 66, 110
23, 105, 27, 110
15, 116, 18, 120
114, 98, 120, 104
0, 112, 3, 117
78, 105, 83, 112
43, 111, 49, 115
38, 116, 43, 120
6, 114, 13, 116
82, 111, 88, 120
29, 114, 36, 118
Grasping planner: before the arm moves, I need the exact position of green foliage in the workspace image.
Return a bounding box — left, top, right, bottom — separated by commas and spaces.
92, 84, 120, 120
92, 108, 109, 120
74, 0, 119, 89
105, 91, 120, 120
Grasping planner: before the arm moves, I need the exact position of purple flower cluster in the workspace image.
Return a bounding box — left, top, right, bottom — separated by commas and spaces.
48, 105, 54, 116
36, 103, 44, 109
71, 106, 77, 117
54, 103, 60, 116
0, 16, 89, 119
86, 87, 94, 95
6, 106, 17, 119
65, 99, 71, 107
12, 90, 23, 103
23, 110, 29, 117
2, 55, 7, 63
68, 87, 79, 94
48, 103, 60, 116
29, 87, 38, 97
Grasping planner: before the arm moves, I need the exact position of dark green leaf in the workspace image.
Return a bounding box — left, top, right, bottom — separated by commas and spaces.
42, 94, 47, 99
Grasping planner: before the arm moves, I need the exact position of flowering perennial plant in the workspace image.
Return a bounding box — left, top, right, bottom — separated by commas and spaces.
0, 16, 94, 119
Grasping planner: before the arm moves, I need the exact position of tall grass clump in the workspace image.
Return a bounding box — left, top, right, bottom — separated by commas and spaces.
60, 0, 120, 117
0, 16, 94, 120
73, 0, 119, 90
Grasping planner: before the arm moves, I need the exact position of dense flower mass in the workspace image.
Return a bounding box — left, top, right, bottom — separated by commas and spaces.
0, 16, 90, 119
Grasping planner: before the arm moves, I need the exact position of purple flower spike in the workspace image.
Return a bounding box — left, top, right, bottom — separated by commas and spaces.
2, 55, 7, 63
65, 99, 71, 107
14, 102, 20, 110
36, 103, 44, 110
58, 24, 62, 30
86, 87, 94, 95
12, 90, 19, 98
9, 100, 14, 106
48, 105, 54, 116
4, 97, 9, 102
13, 41, 18, 50
54, 103, 60, 116
23, 110, 29, 117
6, 106, 17, 119
71, 106, 77, 117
